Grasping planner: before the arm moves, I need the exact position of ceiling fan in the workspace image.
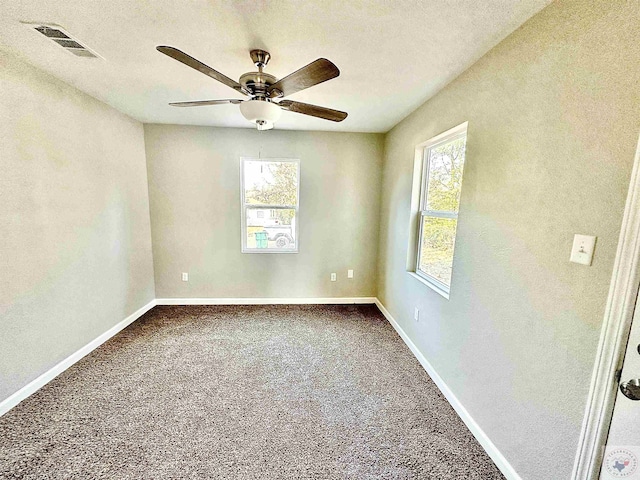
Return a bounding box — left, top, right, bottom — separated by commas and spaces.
157, 46, 348, 130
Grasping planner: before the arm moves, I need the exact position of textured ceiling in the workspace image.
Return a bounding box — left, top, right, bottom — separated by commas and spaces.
0, 0, 552, 132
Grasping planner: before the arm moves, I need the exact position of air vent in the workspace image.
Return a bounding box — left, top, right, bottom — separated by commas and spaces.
25, 23, 101, 59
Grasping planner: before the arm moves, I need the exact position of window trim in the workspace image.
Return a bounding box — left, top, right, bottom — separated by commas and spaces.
240, 157, 300, 254
410, 123, 468, 298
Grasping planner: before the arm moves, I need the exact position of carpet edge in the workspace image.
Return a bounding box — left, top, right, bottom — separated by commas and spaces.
0, 297, 375, 417
0, 299, 157, 417
374, 298, 522, 480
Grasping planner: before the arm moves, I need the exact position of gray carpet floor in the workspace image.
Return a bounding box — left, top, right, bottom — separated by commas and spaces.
0, 305, 505, 479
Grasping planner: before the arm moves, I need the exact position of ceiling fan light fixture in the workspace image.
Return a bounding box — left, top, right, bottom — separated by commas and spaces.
240, 99, 282, 130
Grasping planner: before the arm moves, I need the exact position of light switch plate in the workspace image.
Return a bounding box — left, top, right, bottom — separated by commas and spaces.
570, 234, 596, 266
347, 269, 354, 279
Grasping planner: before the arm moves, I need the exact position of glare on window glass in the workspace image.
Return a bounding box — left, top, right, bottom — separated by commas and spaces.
244, 161, 298, 206
419, 217, 457, 286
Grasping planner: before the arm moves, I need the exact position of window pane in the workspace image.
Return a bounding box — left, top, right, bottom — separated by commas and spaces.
244, 161, 298, 206
426, 136, 466, 212
418, 216, 457, 286
246, 207, 296, 250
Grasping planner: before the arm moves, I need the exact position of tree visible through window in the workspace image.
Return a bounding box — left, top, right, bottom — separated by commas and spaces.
241, 158, 299, 252
416, 127, 467, 292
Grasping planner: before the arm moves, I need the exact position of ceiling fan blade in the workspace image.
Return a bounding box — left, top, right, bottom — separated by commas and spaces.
268, 59, 339, 98
168, 99, 244, 107
157, 46, 246, 94
278, 100, 347, 122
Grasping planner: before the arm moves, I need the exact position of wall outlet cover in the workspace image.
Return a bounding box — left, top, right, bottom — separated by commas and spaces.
570, 234, 596, 266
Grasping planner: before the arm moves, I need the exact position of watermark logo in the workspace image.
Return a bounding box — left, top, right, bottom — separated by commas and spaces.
604, 448, 639, 478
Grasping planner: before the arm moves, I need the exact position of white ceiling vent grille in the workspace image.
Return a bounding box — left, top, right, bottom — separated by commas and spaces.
25, 23, 101, 59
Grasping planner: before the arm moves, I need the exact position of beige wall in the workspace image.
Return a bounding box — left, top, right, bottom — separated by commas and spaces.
144, 125, 383, 299
377, 1, 640, 479
0, 50, 155, 403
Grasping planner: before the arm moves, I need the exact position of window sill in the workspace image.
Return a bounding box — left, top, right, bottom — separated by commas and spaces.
241, 249, 299, 254
407, 271, 450, 300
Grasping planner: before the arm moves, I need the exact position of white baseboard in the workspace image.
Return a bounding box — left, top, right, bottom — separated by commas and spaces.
374, 299, 522, 480
156, 297, 377, 305
0, 299, 156, 418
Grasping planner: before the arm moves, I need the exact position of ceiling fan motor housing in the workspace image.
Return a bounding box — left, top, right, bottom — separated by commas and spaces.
239, 100, 282, 130
239, 72, 277, 99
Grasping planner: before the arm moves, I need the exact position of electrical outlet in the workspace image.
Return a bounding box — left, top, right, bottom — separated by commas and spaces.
331, 273, 337, 282
182, 272, 189, 282
414, 307, 420, 322
347, 269, 354, 279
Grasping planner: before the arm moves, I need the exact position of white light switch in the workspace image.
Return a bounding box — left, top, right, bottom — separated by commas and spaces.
182, 272, 189, 281
570, 234, 596, 266
347, 269, 354, 279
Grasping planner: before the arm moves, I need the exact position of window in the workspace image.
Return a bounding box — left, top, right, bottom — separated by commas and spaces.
241, 158, 300, 253
415, 124, 467, 295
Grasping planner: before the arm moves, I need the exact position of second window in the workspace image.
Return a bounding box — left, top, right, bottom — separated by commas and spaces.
416, 125, 467, 293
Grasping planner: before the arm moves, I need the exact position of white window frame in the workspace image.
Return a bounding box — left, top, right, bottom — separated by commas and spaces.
240, 157, 300, 254
412, 123, 468, 298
